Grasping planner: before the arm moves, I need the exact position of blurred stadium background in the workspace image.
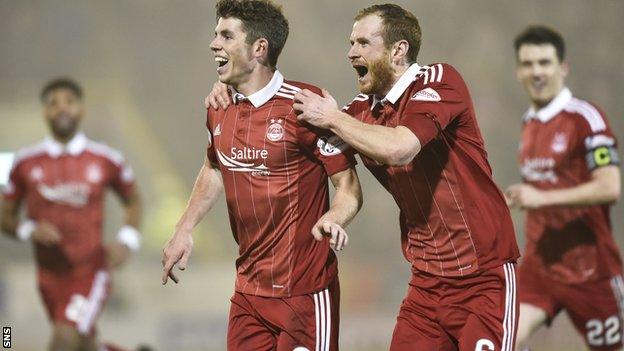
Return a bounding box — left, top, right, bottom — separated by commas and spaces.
0, 0, 622, 350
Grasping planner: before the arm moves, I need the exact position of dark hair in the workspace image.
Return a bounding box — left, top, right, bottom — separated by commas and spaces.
216, 0, 289, 67
514, 25, 565, 62
355, 4, 422, 63
40, 78, 83, 102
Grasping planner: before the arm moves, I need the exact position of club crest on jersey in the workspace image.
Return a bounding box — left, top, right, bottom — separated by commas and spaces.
267, 119, 285, 142
411, 87, 441, 102
551, 132, 568, 153
86, 164, 102, 183
317, 135, 348, 156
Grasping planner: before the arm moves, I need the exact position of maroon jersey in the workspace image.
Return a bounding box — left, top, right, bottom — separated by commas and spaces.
344, 63, 519, 277
519, 87, 622, 283
3, 133, 135, 275
206, 71, 356, 298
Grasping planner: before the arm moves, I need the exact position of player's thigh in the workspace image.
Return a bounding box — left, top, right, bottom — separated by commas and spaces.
275, 282, 340, 351
451, 263, 518, 351
515, 303, 548, 345
227, 295, 276, 351
40, 270, 110, 336
389, 285, 454, 351
564, 276, 624, 351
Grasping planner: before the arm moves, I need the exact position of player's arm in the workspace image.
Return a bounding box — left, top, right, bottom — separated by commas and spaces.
1, 162, 62, 245
294, 89, 420, 166
1, 199, 21, 239
507, 166, 621, 209
107, 186, 142, 269
161, 157, 223, 284
312, 168, 362, 251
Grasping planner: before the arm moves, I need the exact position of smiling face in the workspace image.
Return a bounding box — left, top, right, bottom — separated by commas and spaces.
210, 17, 256, 87
43, 88, 83, 140
516, 43, 568, 108
348, 15, 395, 96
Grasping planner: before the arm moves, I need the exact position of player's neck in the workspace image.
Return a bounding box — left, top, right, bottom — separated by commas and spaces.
233, 66, 275, 97
376, 63, 410, 98
51, 131, 78, 145
530, 85, 565, 110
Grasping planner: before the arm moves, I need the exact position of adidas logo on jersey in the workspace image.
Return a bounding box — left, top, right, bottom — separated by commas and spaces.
214, 124, 222, 136
411, 88, 441, 102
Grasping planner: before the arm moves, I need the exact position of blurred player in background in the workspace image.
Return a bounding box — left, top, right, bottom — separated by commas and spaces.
508, 26, 623, 351
0, 78, 143, 351
208, 3, 520, 350
161, 1, 362, 350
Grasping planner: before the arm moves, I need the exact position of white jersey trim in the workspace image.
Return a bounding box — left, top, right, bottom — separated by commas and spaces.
565, 98, 607, 133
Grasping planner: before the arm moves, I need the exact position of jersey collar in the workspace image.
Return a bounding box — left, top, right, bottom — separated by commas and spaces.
523, 87, 572, 123
43, 132, 87, 158
371, 63, 422, 110
232, 70, 284, 108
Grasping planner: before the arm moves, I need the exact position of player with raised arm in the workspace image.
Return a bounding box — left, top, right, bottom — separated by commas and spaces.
0, 78, 143, 351
207, 3, 519, 350
508, 26, 623, 351
161, 1, 362, 350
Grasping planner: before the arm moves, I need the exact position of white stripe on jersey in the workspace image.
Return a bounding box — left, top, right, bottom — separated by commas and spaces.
281, 82, 302, 92
279, 86, 299, 95
313, 288, 331, 351
501, 263, 517, 351
436, 63, 444, 82
276, 92, 295, 100
11, 143, 48, 167
85, 141, 125, 166
565, 98, 606, 132
77, 270, 109, 335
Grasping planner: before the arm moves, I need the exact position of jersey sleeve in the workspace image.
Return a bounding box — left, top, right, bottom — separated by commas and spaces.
2, 159, 25, 201
297, 124, 357, 176
110, 155, 136, 201
399, 64, 467, 147
576, 104, 620, 171
205, 109, 218, 165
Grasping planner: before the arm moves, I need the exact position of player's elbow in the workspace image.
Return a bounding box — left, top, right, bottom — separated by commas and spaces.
602, 181, 621, 204
384, 145, 418, 166
382, 131, 421, 166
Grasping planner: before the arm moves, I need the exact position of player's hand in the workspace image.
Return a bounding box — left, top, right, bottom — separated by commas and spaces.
311, 220, 348, 251
31, 221, 62, 247
106, 242, 131, 269
161, 231, 194, 285
506, 183, 545, 210
204, 81, 231, 110
294, 89, 339, 129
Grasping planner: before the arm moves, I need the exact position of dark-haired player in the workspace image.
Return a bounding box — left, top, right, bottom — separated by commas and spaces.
0, 78, 142, 351
210, 3, 520, 350
161, 1, 362, 350
508, 26, 623, 351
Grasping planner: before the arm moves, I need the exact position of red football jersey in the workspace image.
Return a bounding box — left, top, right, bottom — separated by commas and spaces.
206, 71, 356, 298
344, 63, 519, 277
3, 133, 135, 275
519, 87, 622, 283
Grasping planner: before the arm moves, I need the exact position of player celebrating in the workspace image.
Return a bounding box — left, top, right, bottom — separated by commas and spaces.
0, 78, 142, 351
161, 1, 362, 350
209, 3, 520, 350
507, 26, 623, 351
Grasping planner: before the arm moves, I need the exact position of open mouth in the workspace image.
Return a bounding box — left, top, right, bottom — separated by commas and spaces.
215, 56, 230, 70
353, 65, 369, 80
